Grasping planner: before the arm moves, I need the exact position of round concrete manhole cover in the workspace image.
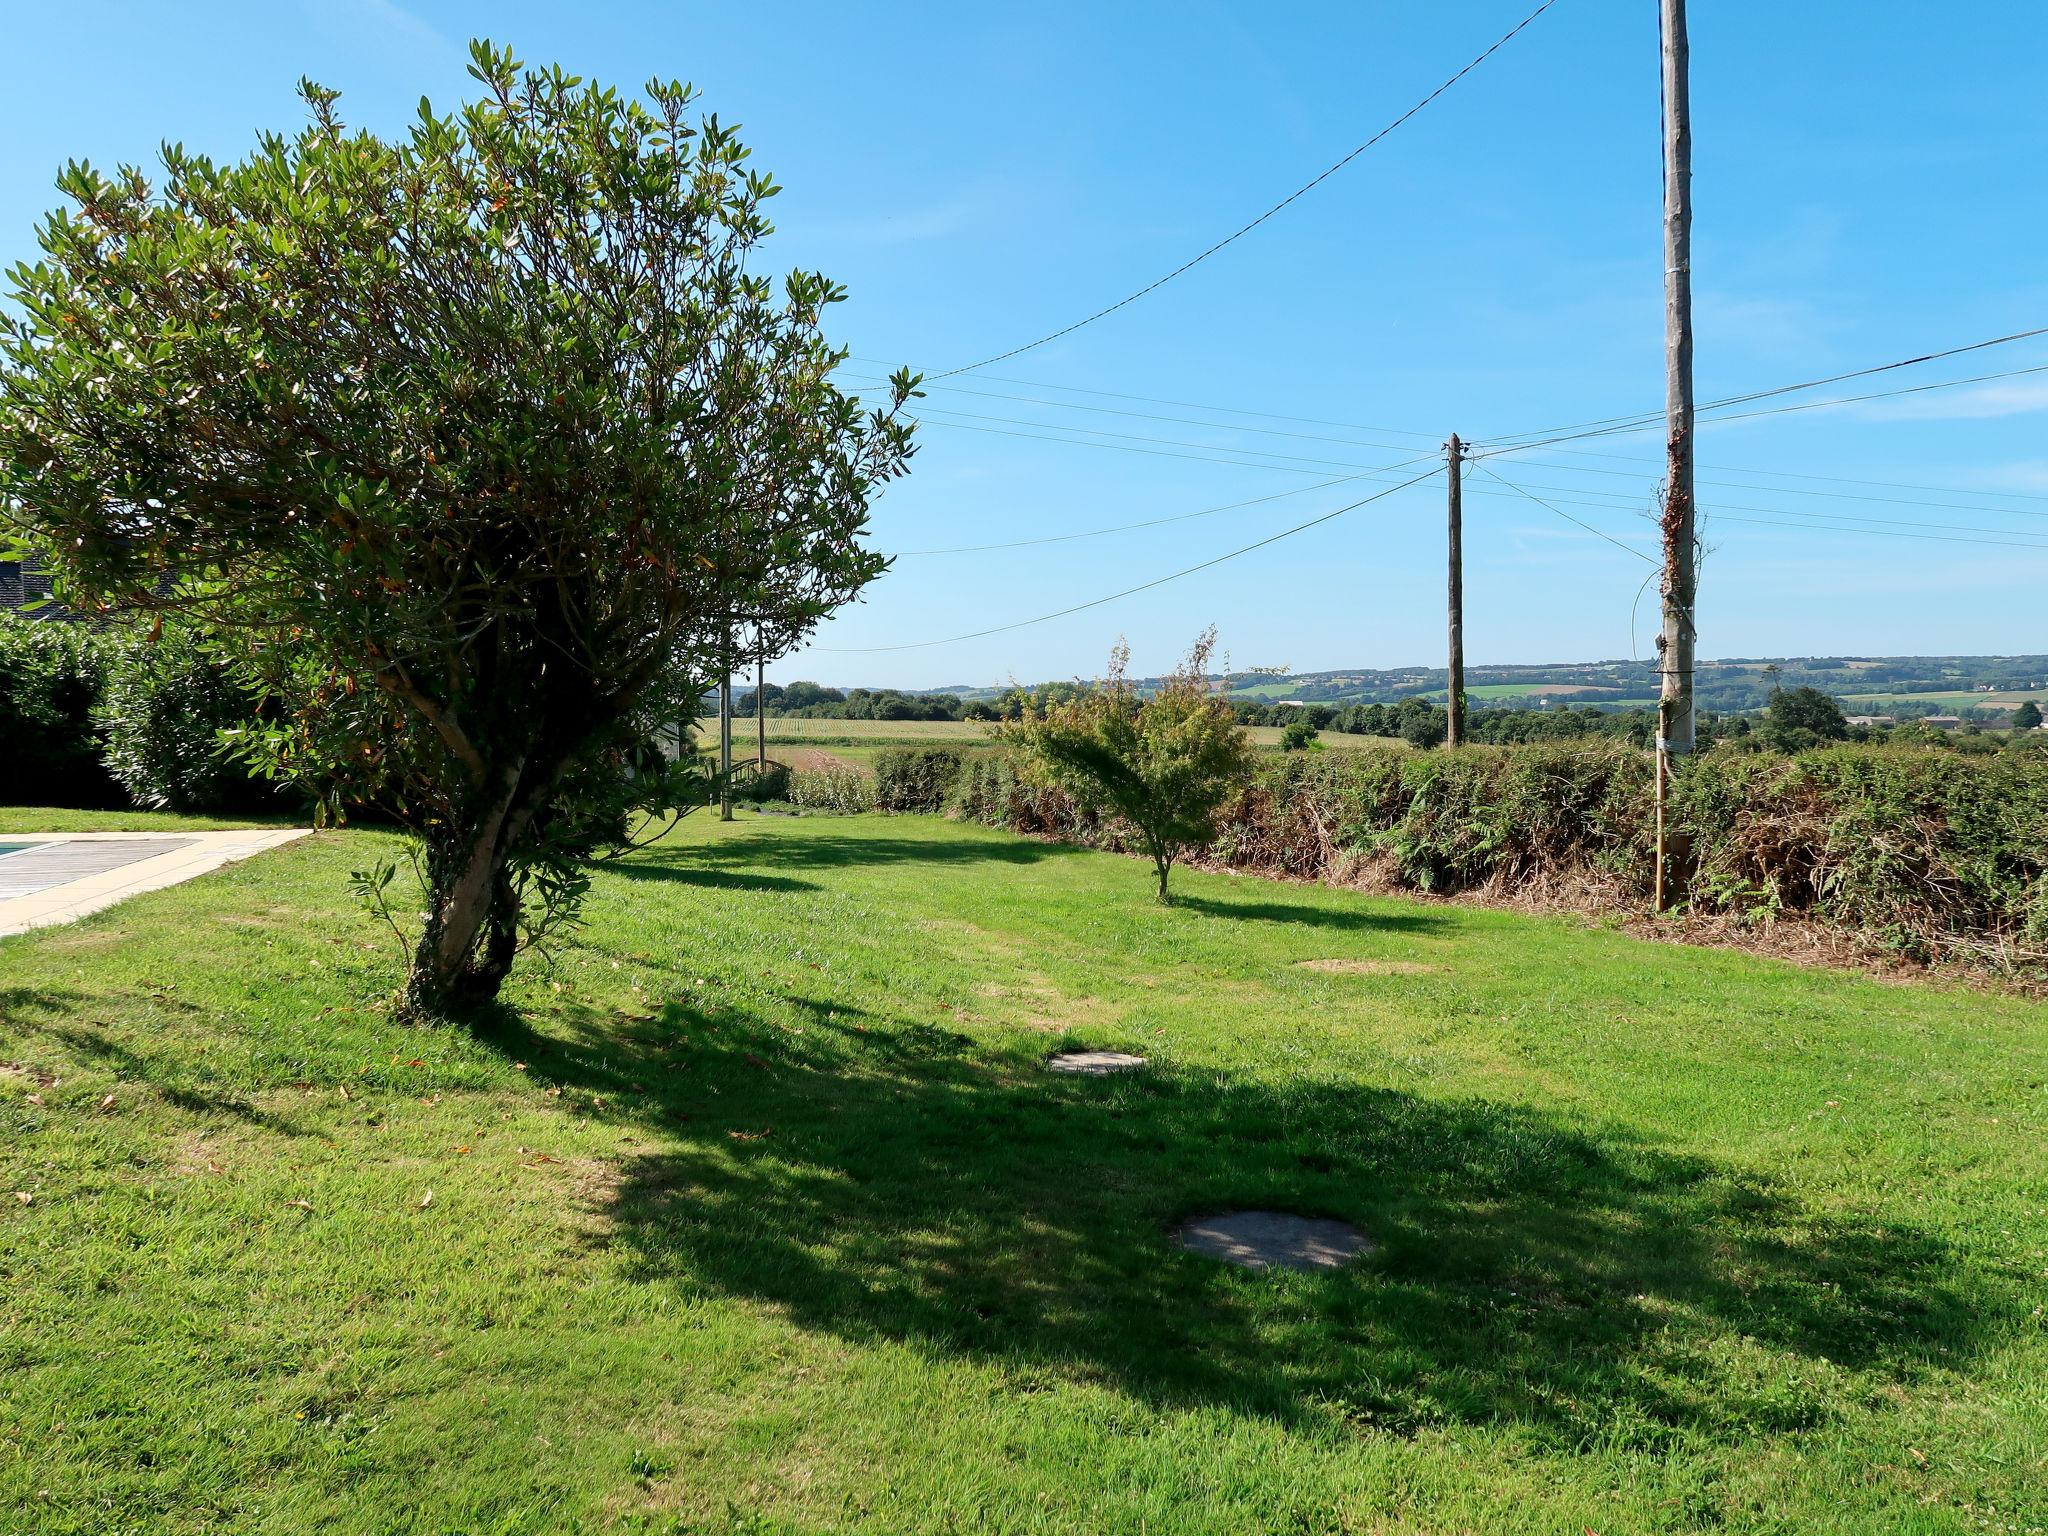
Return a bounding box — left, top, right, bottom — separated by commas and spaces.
1045, 1050, 1147, 1075
1177, 1210, 1371, 1272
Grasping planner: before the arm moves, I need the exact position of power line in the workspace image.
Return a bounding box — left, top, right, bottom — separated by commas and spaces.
1471, 436, 2048, 503
905, 414, 1442, 479
906, 403, 1428, 473
1664, 361, 2048, 432
1479, 451, 2048, 519
838, 369, 1433, 456
1478, 330, 2048, 452
1471, 479, 2048, 549
888, 469, 1439, 555
1706, 512, 2048, 551
844, 358, 1444, 441
879, 380, 2048, 522
819, 466, 1443, 652
1476, 359, 2048, 453
844, 346, 2048, 505
895, 391, 2048, 542
1472, 468, 2048, 540
928, 0, 1562, 378
1476, 464, 1655, 561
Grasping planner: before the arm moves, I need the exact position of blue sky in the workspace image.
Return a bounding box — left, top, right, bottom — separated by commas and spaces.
5, 1, 2045, 688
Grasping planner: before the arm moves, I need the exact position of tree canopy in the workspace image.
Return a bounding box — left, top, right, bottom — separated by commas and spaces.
1001, 630, 1255, 901
1765, 686, 1849, 743
0, 42, 917, 1012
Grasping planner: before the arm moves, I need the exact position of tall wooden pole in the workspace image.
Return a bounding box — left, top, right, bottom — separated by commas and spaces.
755, 646, 767, 769
718, 625, 734, 822
1655, 0, 1697, 911
1445, 434, 1466, 749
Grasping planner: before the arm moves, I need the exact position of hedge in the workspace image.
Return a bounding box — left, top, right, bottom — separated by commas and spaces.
0, 615, 123, 807
0, 612, 288, 812
950, 740, 2048, 975
872, 746, 970, 814
787, 766, 875, 814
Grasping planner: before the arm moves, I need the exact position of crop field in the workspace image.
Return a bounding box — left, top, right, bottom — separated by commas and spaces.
752, 717, 998, 744
1424, 683, 1623, 700
1835, 689, 2044, 709
702, 717, 1407, 766
2, 807, 2043, 1534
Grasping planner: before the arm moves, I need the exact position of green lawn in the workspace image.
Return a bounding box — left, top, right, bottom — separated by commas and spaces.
3, 811, 2044, 1533
0, 807, 296, 834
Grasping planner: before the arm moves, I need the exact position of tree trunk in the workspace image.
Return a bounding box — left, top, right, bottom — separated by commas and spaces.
1150, 840, 1174, 904
403, 763, 530, 1017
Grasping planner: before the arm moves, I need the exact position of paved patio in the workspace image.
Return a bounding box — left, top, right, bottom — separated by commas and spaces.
0, 830, 311, 937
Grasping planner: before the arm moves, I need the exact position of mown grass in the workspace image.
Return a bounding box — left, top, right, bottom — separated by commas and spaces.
0, 807, 295, 835
2, 810, 2044, 1534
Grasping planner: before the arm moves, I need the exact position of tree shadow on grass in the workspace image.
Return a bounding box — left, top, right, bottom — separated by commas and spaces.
684, 828, 1078, 873
1172, 894, 1448, 935
0, 984, 88, 1025
4, 985, 311, 1132
3, 1001, 311, 1133
602, 860, 821, 895
477, 997, 1993, 1447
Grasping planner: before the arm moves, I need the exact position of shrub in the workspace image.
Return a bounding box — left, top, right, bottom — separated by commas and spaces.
970, 734, 2048, 977
1673, 745, 2048, 962
95, 624, 286, 812
1278, 719, 1320, 752
732, 761, 793, 803
873, 747, 968, 814
787, 767, 875, 814
0, 614, 123, 807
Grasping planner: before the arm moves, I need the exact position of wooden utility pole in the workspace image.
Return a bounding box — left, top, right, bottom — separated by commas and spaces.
1654, 0, 1697, 911
1445, 434, 1466, 749
718, 626, 734, 822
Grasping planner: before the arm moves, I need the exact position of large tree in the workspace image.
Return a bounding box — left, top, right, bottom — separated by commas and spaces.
0, 42, 917, 1014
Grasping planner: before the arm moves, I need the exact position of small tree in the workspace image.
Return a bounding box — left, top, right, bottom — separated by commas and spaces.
0, 43, 916, 1014
1001, 630, 1255, 902
1278, 718, 1319, 752
2012, 700, 2042, 731
1766, 686, 1848, 743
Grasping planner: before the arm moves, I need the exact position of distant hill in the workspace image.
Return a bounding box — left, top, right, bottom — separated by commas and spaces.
908, 656, 2048, 719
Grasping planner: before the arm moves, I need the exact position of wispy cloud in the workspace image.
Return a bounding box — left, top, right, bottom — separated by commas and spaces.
1853, 377, 2048, 422
1698, 292, 1842, 364
303, 0, 462, 72
1972, 458, 2048, 493
802, 180, 1045, 250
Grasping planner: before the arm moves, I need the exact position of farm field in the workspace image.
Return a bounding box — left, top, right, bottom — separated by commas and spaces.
1440, 682, 1622, 700
704, 717, 1407, 768
3, 810, 2044, 1534
1836, 689, 2045, 709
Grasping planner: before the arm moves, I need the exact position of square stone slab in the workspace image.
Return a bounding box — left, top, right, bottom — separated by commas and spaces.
1177, 1210, 1370, 1271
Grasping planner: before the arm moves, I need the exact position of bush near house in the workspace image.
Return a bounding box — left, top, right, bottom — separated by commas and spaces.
0, 612, 290, 812
0, 614, 123, 807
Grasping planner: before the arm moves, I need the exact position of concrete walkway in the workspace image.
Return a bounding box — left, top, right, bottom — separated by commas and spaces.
0, 829, 311, 937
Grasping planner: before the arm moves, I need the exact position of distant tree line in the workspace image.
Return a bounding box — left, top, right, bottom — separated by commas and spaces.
739, 680, 1087, 722
737, 678, 2046, 758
